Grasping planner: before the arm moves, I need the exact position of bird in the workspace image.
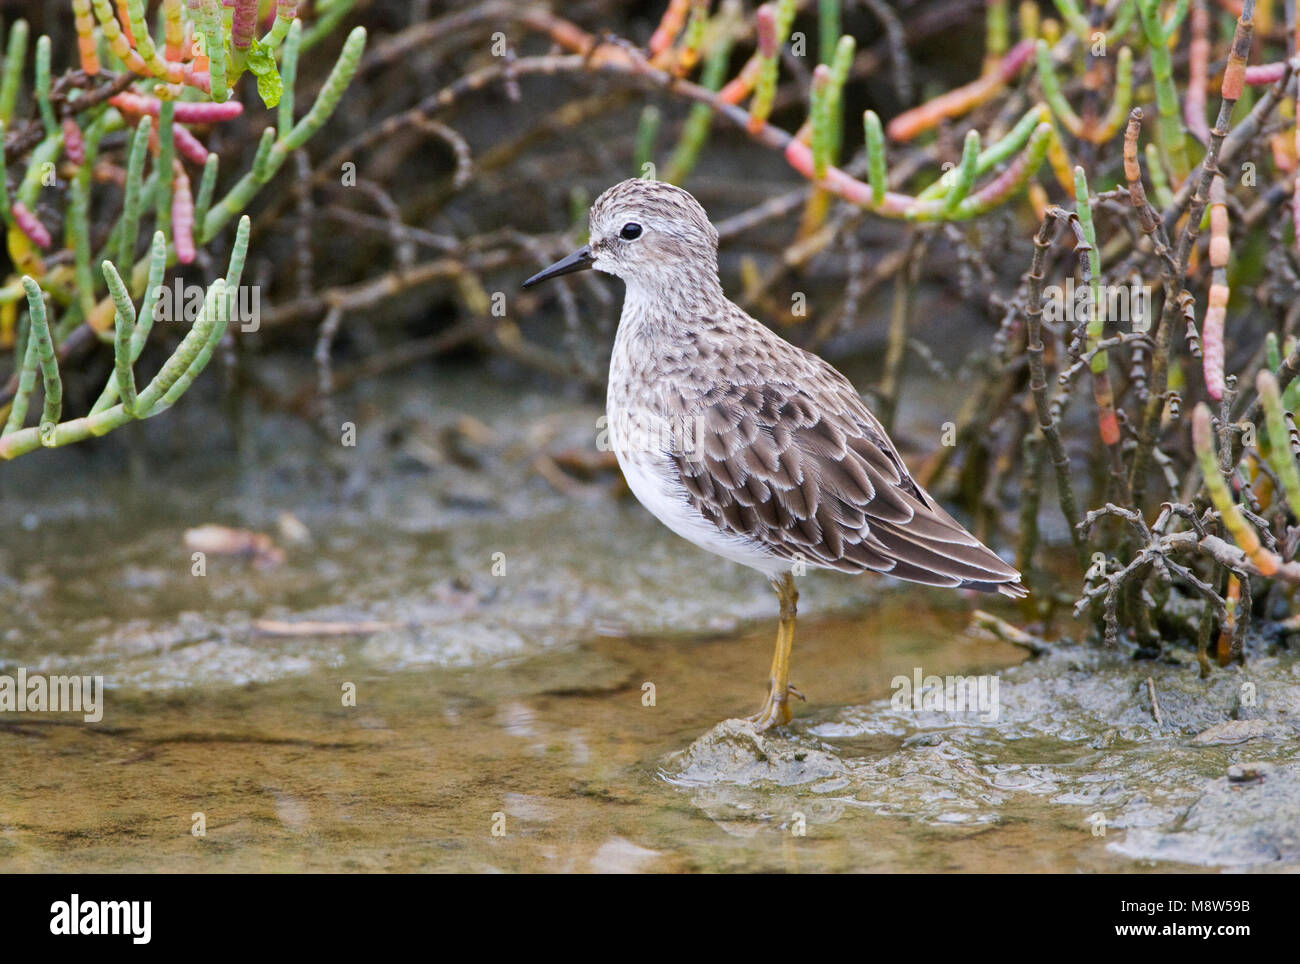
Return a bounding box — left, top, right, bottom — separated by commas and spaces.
523, 178, 1026, 731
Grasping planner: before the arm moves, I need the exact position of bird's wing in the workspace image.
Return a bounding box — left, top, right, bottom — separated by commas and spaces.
668, 363, 1025, 595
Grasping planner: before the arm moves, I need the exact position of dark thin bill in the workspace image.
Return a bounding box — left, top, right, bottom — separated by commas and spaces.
522, 245, 594, 287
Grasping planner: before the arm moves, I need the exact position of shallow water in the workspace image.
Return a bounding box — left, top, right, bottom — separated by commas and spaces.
1, 368, 1295, 872
2, 602, 1166, 874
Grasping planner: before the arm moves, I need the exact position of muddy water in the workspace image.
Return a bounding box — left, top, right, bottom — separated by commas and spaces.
1, 368, 1294, 872
2, 602, 1129, 874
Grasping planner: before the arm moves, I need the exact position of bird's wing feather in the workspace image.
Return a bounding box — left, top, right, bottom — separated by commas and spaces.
669, 355, 1024, 594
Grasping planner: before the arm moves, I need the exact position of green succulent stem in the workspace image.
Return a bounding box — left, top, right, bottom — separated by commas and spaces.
1256, 371, 1300, 513
942, 130, 982, 216
1138, 0, 1189, 180
202, 26, 366, 243
918, 105, 1044, 201
154, 100, 175, 243
0, 19, 29, 125
634, 105, 661, 177
664, 27, 733, 184
201, 0, 229, 103
3, 278, 61, 442
34, 34, 56, 135
102, 260, 139, 415
278, 18, 303, 138
864, 110, 887, 207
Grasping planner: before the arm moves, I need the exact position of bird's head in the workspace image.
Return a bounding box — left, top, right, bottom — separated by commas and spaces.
523, 179, 720, 292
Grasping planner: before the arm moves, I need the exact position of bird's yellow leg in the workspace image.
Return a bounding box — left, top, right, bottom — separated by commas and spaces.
748, 572, 801, 731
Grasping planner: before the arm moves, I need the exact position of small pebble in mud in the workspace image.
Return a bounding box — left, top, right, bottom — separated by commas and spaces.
901, 732, 944, 748
1191, 719, 1272, 745
1227, 764, 1267, 783
276, 512, 313, 545
1090, 728, 1118, 748
184, 524, 285, 568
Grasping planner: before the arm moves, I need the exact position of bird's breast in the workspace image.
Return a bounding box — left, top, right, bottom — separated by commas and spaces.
605, 378, 788, 577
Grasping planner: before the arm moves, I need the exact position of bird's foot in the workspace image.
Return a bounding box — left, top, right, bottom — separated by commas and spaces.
745, 683, 804, 732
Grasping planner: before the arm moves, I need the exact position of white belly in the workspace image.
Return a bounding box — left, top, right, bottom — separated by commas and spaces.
608, 408, 790, 578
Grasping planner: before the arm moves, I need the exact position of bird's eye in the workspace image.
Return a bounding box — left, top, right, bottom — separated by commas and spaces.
619, 222, 643, 240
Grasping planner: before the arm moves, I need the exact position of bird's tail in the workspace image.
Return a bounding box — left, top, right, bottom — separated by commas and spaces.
959, 577, 1029, 598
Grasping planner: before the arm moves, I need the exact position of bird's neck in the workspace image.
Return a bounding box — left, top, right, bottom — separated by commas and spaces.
610, 273, 775, 405
617, 269, 728, 337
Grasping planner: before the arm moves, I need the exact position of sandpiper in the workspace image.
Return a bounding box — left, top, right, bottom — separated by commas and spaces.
524, 179, 1026, 730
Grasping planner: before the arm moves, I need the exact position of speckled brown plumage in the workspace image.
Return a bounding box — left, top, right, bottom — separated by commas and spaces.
587, 179, 1025, 598
523, 178, 1027, 729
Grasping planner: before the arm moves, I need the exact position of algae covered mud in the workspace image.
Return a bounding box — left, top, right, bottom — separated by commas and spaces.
1, 372, 1296, 872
